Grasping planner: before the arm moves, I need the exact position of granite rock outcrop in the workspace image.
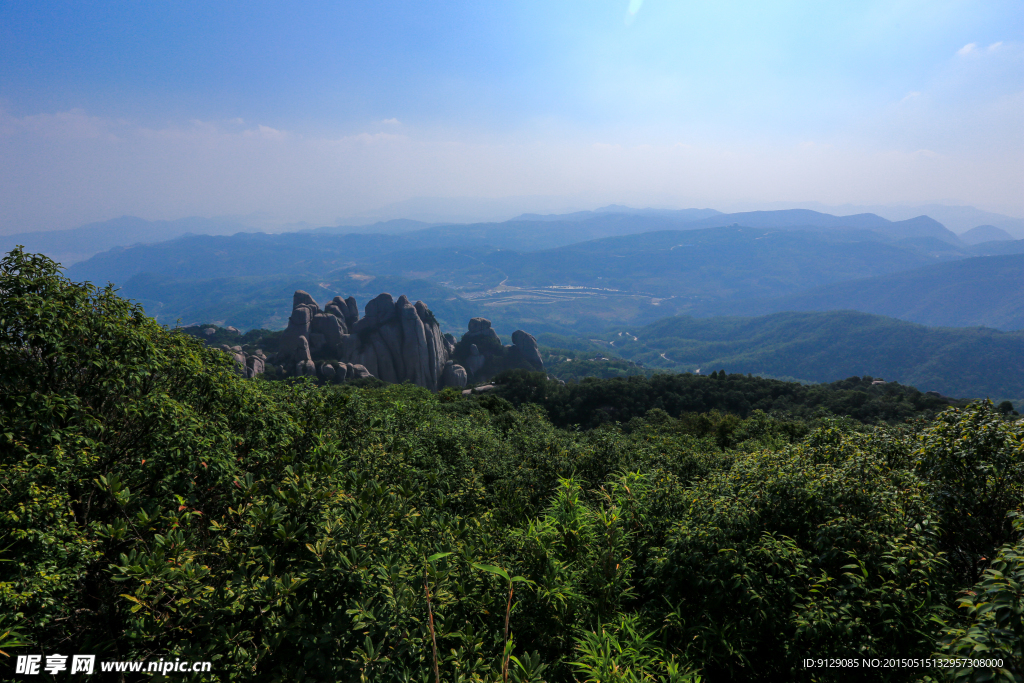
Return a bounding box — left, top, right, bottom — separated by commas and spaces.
268, 290, 541, 390
273, 290, 466, 390
451, 317, 544, 384
219, 344, 268, 379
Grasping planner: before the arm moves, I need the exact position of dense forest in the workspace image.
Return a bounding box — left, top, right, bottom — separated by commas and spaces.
2, 247, 1023, 682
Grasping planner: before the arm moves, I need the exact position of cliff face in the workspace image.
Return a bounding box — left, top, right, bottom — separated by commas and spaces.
270, 290, 542, 390
344, 293, 454, 392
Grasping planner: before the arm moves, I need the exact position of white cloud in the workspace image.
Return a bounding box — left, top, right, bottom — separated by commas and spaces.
899, 91, 921, 103
250, 124, 288, 140
957, 43, 977, 56
0, 108, 120, 140
381, 118, 401, 125
988, 42, 1003, 51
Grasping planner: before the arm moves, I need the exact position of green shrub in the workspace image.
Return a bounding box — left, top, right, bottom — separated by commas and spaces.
934, 512, 1024, 681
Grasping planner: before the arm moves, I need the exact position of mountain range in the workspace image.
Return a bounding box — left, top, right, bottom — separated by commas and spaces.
0, 216, 255, 266
59, 207, 1024, 335
5, 202, 1020, 338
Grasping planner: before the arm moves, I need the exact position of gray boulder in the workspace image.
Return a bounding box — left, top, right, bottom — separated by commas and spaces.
294, 336, 316, 376
377, 320, 407, 379
296, 336, 312, 362
441, 361, 468, 389
334, 363, 348, 381
465, 344, 486, 375
443, 333, 457, 357
344, 297, 359, 327
512, 330, 543, 369
398, 296, 430, 387
416, 301, 447, 391
246, 355, 265, 378
293, 290, 319, 310
361, 293, 397, 329
370, 332, 399, 383
352, 339, 379, 378
277, 305, 313, 362
333, 293, 454, 391
268, 289, 538, 391
311, 313, 346, 350
347, 363, 372, 380
464, 317, 501, 349
323, 302, 350, 333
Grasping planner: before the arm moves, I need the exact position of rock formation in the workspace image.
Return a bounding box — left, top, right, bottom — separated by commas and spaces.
219, 344, 268, 379
451, 317, 544, 385
269, 290, 541, 391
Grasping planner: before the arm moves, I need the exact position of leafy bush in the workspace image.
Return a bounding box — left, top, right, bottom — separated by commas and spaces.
934, 513, 1024, 681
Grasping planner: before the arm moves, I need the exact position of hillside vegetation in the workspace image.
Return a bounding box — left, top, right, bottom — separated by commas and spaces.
588, 311, 1024, 405
4, 248, 1024, 682
704, 254, 1024, 331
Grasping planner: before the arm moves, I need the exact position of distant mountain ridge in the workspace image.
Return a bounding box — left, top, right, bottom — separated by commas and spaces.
9, 205, 973, 270
960, 225, 1015, 245
59, 206, 1024, 336
675, 210, 962, 244
727, 202, 1024, 237
512, 206, 723, 222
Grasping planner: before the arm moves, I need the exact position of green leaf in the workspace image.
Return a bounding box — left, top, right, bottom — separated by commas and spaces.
472, 563, 510, 582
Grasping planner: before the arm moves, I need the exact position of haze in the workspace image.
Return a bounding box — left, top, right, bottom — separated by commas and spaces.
1, 0, 1022, 233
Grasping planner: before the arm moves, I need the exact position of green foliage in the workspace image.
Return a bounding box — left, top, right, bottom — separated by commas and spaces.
3, 248, 1024, 682
490, 369, 963, 430
541, 346, 650, 382
572, 614, 701, 683
648, 424, 948, 681
915, 404, 1024, 583
934, 513, 1024, 681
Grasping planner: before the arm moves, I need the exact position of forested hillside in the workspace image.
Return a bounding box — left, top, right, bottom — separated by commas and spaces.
4, 248, 1024, 682
589, 311, 1024, 405
702, 254, 1024, 331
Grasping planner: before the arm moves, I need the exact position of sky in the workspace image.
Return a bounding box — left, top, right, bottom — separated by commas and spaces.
1, 0, 1022, 233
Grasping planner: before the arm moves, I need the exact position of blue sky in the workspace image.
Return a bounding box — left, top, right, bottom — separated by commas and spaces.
1, 0, 1021, 231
